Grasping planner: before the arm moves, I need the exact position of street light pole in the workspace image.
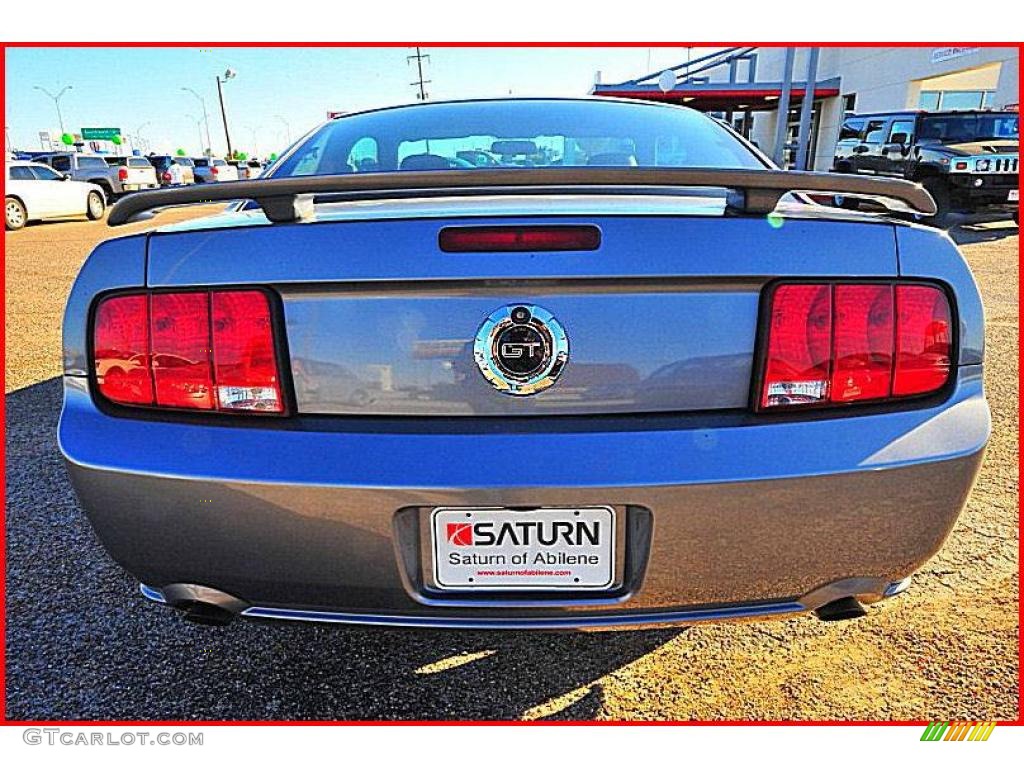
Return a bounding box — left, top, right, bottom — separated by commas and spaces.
186, 114, 205, 157
216, 69, 236, 158
274, 115, 291, 146
244, 125, 260, 157
134, 121, 152, 154
181, 87, 212, 155
33, 84, 73, 134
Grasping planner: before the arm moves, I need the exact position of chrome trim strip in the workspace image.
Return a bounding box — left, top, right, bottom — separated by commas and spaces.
240, 602, 804, 630
141, 582, 802, 628
140, 584, 166, 603
883, 576, 913, 597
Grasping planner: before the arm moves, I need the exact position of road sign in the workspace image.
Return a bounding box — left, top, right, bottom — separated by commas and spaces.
81, 127, 121, 141
38, 131, 51, 143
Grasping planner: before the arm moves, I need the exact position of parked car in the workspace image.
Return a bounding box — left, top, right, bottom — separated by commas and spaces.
34, 152, 120, 202
149, 155, 196, 187
833, 109, 1019, 225
102, 156, 159, 194
62, 98, 988, 630
228, 159, 263, 180
5, 160, 105, 230
192, 156, 239, 183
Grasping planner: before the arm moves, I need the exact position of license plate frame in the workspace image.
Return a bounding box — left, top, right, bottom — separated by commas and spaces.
1008, 189, 1019, 203
431, 506, 615, 590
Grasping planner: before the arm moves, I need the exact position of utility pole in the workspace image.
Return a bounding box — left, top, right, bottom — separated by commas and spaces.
216, 68, 236, 158
407, 47, 431, 101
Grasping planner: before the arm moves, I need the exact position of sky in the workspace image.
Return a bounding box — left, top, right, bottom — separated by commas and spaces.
5, 46, 714, 159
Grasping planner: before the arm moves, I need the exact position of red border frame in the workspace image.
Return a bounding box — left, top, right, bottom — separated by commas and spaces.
1, 41, 1021, 727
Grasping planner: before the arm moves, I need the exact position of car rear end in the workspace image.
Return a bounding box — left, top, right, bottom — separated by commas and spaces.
151, 156, 192, 187
104, 156, 159, 192
210, 158, 239, 182
59, 99, 989, 629
192, 157, 213, 183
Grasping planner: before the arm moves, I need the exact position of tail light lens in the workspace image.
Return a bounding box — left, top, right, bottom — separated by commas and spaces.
161, 171, 172, 183
211, 291, 282, 411
93, 289, 284, 414
93, 295, 154, 405
893, 285, 953, 396
118, 167, 128, 181
211, 166, 219, 176
759, 282, 952, 410
439, 225, 601, 252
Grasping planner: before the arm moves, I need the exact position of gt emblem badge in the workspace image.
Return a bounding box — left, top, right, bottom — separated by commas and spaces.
473, 304, 569, 396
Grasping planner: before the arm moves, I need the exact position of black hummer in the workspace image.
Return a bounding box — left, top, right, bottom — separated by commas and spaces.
833, 109, 1019, 225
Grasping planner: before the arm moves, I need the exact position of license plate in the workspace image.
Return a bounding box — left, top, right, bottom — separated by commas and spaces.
1009, 189, 1019, 202
431, 506, 615, 590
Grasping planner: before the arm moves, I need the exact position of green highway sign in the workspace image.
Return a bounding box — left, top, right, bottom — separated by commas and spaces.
81, 127, 121, 141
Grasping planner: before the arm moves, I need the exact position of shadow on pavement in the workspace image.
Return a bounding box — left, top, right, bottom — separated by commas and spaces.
947, 220, 1018, 247
5, 377, 683, 721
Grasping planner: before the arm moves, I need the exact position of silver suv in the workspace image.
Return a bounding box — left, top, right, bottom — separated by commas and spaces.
33, 153, 119, 202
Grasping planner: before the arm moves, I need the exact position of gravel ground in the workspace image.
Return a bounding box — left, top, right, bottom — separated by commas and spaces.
4, 211, 1018, 721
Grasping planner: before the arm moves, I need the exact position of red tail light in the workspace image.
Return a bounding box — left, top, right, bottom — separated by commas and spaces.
93, 289, 284, 414
211, 291, 282, 412
211, 166, 219, 176
893, 285, 953, 396
161, 171, 172, 183
759, 282, 952, 410
118, 167, 128, 181
439, 226, 601, 252
93, 295, 153, 406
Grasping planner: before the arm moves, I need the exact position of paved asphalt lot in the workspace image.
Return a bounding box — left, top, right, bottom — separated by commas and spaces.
4, 209, 1019, 721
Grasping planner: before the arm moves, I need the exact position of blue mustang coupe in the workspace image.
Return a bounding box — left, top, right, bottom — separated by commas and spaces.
59, 98, 989, 629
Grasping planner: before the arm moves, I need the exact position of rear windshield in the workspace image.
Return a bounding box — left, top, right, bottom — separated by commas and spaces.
212, 158, 227, 166
273, 99, 763, 177
78, 156, 109, 170
128, 157, 153, 168
103, 157, 127, 166
175, 157, 195, 167
193, 158, 209, 167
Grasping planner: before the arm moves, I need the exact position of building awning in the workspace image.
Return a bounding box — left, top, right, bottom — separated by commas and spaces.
592, 78, 841, 112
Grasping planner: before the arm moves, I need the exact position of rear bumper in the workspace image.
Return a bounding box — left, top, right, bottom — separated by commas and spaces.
59, 367, 989, 628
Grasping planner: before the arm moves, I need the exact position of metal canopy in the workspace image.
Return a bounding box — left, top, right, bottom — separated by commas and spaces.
592, 46, 838, 113
592, 80, 840, 111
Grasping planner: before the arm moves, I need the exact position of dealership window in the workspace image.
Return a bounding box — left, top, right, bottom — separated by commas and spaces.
919, 90, 995, 110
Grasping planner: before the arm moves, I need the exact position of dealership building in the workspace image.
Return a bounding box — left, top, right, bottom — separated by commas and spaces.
593, 46, 1019, 170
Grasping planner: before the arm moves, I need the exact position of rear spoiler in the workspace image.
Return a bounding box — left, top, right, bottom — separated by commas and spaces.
106, 168, 936, 226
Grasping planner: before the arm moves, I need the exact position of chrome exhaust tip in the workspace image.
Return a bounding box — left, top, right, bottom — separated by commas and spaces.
813, 596, 868, 622
141, 583, 247, 627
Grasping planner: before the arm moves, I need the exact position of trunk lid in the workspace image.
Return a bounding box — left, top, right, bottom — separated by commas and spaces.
146, 200, 898, 416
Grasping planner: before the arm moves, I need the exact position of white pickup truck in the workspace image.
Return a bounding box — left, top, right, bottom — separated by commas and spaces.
102, 156, 159, 194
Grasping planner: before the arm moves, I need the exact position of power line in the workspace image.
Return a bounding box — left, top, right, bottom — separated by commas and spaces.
407, 47, 431, 101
